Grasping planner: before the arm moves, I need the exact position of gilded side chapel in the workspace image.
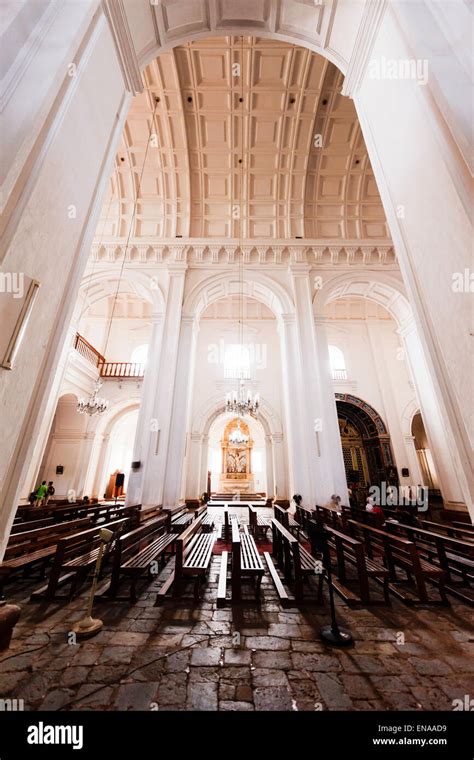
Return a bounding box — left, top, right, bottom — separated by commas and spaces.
0, 0, 472, 740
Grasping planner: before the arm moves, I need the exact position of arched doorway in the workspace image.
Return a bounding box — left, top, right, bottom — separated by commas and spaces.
207, 412, 267, 497
336, 394, 397, 495
411, 411, 439, 491
100, 407, 139, 499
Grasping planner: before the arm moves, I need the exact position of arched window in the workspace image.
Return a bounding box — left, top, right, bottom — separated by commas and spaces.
328, 345, 347, 380
130, 344, 148, 366
224, 344, 250, 379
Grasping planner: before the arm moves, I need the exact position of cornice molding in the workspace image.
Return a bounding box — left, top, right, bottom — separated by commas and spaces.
102, 0, 143, 95
341, 0, 388, 98
89, 239, 398, 268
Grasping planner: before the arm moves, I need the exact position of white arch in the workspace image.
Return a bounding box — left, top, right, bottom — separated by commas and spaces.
138, 2, 349, 76
192, 393, 282, 439
77, 269, 166, 317
314, 271, 413, 329
401, 398, 422, 438
183, 270, 294, 321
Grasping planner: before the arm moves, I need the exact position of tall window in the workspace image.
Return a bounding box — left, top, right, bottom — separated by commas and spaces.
328, 345, 347, 380
130, 344, 148, 366
224, 344, 250, 379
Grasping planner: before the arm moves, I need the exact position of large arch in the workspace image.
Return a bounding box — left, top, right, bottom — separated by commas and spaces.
186, 394, 286, 500
1, 0, 471, 559
183, 270, 295, 322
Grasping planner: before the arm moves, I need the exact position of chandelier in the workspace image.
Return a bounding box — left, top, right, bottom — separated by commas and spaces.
226, 379, 259, 417
77, 379, 108, 416
223, 38, 260, 420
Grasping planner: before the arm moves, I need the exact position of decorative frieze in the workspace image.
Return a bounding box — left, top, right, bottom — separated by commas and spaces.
89, 240, 397, 268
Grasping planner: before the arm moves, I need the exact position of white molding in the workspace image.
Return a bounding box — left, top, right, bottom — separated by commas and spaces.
341, 0, 387, 98
102, 0, 143, 94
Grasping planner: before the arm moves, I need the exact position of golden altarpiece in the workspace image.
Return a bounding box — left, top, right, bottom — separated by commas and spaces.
218, 418, 254, 494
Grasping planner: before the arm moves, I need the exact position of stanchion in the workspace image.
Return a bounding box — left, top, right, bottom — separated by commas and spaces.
308, 519, 353, 647
72, 528, 113, 638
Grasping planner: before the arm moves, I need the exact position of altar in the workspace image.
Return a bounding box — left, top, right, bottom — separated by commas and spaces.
218, 418, 254, 494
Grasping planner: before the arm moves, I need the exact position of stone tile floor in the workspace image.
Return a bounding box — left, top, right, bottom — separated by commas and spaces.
1, 551, 472, 712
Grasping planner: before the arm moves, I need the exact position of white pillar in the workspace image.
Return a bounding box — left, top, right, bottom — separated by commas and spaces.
134, 264, 187, 507
272, 432, 287, 499
403, 434, 425, 488
401, 318, 468, 515
186, 433, 203, 500
126, 313, 164, 505
265, 433, 275, 498
199, 434, 210, 495
354, 4, 473, 516
163, 314, 199, 506
365, 320, 411, 488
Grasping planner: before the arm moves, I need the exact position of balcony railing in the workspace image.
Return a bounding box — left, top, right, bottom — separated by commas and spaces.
74, 333, 105, 367
99, 362, 145, 378
74, 334, 145, 378
332, 368, 348, 380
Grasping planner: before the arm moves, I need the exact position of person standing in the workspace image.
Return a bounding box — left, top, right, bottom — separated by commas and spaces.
45, 481, 55, 504
35, 481, 48, 506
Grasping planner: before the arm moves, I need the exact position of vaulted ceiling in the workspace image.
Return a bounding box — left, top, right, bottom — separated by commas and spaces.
98, 36, 390, 241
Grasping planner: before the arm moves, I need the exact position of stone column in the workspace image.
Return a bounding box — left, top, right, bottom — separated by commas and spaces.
91, 433, 111, 500
265, 433, 275, 498
365, 319, 412, 488
271, 432, 287, 499
401, 318, 468, 515
186, 432, 204, 500
403, 434, 425, 488
135, 264, 188, 507
284, 262, 347, 506
126, 313, 164, 506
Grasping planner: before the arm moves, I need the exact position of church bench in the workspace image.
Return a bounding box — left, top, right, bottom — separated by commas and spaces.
157, 516, 215, 600
315, 503, 349, 530
325, 526, 390, 605
10, 517, 55, 533
201, 512, 215, 532
107, 518, 178, 601
222, 508, 239, 542
138, 505, 163, 524
30, 518, 129, 601
347, 519, 448, 605
420, 519, 474, 542
271, 519, 319, 601
231, 523, 264, 601
263, 552, 293, 606
248, 505, 270, 540
295, 505, 315, 534
0, 518, 94, 597
274, 504, 301, 539
163, 505, 193, 534
451, 520, 474, 533
384, 521, 474, 606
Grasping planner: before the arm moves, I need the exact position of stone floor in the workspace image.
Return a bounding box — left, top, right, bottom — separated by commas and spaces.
1, 509, 473, 712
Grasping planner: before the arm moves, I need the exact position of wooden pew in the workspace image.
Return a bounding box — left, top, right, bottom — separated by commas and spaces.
270, 519, 318, 601
248, 505, 270, 541
231, 523, 264, 601
31, 518, 129, 601
10, 517, 55, 533
108, 518, 178, 601
384, 520, 473, 605
274, 504, 301, 539
315, 503, 348, 530
156, 516, 215, 601
325, 526, 390, 605
420, 519, 474, 542
0, 517, 94, 597
222, 508, 239, 542
295, 505, 315, 535
163, 505, 193, 534
347, 519, 448, 605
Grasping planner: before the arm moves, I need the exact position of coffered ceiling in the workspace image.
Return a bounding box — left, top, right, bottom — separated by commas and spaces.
98, 36, 390, 242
